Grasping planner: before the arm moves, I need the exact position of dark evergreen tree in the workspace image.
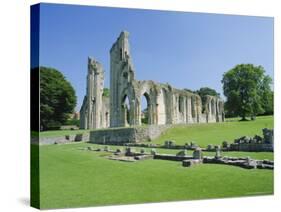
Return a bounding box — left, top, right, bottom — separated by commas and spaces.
40, 67, 77, 130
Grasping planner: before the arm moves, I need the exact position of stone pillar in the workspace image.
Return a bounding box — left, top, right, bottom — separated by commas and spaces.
166, 90, 172, 124
191, 96, 195, 122
147, 102, 152, 125
170, 94, 176, 124
216, 100, 220, 122
193, 148, 203, 160
263, 128, 274, 144
136, 97, 141, 126
183, 97, 187, 123
196, 96, 202, 123
110, 31, 135, 128
187, 97, 192, 123
151, 102, 157, 125
215, 145, 221, 159
80, 57, 105, 129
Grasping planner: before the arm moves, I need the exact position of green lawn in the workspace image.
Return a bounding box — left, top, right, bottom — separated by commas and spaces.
37, 142, 273, 209
39, 129, 90, 137
152, 116, 273, 147
36, 115, 274, 209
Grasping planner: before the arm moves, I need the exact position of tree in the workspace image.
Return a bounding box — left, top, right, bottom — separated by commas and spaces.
260, 76, 274, 115
222, 64, 273, 120
141, 108, 148, 124
40, 67, 77, 130
183, 88, 194, 93
102, 88, 110, 97
195, 87, 220, 112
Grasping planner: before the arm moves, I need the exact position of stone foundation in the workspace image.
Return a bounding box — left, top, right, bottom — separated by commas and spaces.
89, 125, 171, 144
228, 143, 273, 152
38, 133, 90, 145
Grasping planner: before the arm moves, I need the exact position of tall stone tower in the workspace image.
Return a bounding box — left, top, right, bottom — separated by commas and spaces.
80, 57, 105, 129
110, 31, 136, 127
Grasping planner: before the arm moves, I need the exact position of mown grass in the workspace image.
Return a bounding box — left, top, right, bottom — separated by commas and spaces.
38, 142, 273, 209
36, 115, 274, 209
40, 129, 90, 137
152, 116, 273, 147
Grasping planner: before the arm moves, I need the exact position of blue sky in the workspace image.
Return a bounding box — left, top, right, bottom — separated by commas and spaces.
38, 3, 274, 111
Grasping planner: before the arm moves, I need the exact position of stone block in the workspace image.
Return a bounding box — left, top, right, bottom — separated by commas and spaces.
104, 146, 109, 151
182, 159, 202, 167
176, 150, 187, 157
150, 149, 157, 155
74, 134, 83, 141
193, 148, 203, 159
207, 144, 214, 151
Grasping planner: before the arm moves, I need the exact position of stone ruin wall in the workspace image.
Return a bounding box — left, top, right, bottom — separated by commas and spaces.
80, 58, 110, 129
81, 31, 224, 130
109, 31, 224, 128
89, 125, 171, 144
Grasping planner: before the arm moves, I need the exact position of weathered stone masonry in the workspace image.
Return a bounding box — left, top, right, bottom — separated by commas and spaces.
80, 58, 110, 129
81, 31, 224, 129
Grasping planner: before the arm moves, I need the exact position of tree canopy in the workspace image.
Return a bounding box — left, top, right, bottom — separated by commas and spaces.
195, 87, 220, 113
102, 88, 110, 97
222, 64, 273, 120
40, 67, 77, 130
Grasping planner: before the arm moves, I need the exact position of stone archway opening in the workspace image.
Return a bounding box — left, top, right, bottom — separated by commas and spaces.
105, 112, 109, 127
141, 93, 150, 125
178, 96, 184, 113
122, 95, 131, 126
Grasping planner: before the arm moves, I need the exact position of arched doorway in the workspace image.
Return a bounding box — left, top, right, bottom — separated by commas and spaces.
141, 93, 150, 125
122, 95, 131, 126
105, 112, 109, 127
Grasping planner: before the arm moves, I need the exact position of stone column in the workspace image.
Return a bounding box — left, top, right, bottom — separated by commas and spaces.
187, 97, 192, 123
135, 98, 141, 126
191, 96, 196, 122
183, 97, 187, 123
166, 91, 172, 124
193, 148, 203, 160
196, 96, 201, 123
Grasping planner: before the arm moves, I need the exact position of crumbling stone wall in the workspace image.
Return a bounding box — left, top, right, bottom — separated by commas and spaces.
109, 31, 224, 128
38, 133, 90, 145
81, 31, 224, 130
80, 58, 110, 129
89, 125, 171, 144
224, 128, 274, 152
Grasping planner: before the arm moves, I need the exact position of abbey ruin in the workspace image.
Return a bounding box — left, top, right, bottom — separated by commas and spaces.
80, 31, 225, 130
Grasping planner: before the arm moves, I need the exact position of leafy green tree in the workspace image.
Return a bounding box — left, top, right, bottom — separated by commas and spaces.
195, 87, 220, 112
222, 64, 273, 120
103, 88, 110, 97
40, 67, 77, 130
260, 76, 274, 115
183, 88, 194, 93
141, 108, 148, 124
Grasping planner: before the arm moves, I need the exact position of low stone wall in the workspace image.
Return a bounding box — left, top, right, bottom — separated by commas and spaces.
222, 128, 274, 152
89, 125, 171, 144
38, 133, 90, 145
154, 154, 193, 161
203, 156, 274, 169
228, 143, 273, 152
